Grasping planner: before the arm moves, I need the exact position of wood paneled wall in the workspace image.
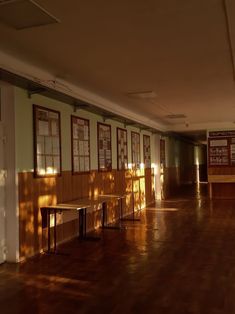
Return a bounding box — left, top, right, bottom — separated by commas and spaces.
162, 165, 197, 199
180, 165, 196, 184
162, 167, 180, 199
208, 167, 235, 175
199, 164, 207, 182
145, 168, 155, 206
18, 169, 155, 260
210, 183, 235, 199
208, 167, 235, 199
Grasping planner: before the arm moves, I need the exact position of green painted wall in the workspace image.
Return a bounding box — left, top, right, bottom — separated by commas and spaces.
14, 87, 154, 172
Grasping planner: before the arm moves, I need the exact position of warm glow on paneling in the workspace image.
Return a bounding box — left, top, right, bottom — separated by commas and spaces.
146, 207, 179, 212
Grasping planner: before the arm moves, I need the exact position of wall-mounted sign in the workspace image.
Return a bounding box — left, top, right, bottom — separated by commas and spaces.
208, 130, 235, 138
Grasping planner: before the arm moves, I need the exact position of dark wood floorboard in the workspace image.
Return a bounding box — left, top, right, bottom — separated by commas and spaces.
2, 184, 235, 313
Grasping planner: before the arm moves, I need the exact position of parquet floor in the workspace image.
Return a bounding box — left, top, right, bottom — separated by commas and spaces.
1, 184, 235, 313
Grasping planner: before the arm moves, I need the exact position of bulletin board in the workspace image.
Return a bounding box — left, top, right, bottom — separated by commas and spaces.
97, 122, 112, 171
208, 130, 235, 167
117, 127, 128, 170
71, 116, 90, 173
33, 105, 61, 177
208, 138, 229, 166
131, 131, 140, 169
160, 139, 166, 167
143, 135, 151, 168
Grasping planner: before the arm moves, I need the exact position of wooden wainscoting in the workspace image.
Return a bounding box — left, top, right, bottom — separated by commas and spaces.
163, 167, 180, 199
208, 167, 235, 176
162, 166, 197, 199
209, 183, 235, 199
145, 168, 155, 206
208, 167, 235, 199
18, 169, 155, 260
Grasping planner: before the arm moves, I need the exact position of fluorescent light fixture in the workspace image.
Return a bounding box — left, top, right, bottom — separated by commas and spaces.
126, 90, 157, 99
0, 0, 60, 30
165, 114, 187, 119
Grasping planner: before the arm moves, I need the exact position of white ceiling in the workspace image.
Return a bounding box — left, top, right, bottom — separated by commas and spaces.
1, 0, 235, 135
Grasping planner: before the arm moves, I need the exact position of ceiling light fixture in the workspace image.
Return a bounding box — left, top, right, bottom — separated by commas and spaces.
165, 114, 187, 119
126, 90, 157, 99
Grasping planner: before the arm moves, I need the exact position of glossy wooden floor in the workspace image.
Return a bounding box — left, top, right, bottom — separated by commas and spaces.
2, 183, 235, 313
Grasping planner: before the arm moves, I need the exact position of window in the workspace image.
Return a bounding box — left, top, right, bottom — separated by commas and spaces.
71, 115, 90, 173
117, 127, 128, 170
33, 105, 61, 177
97, 122, 112, 171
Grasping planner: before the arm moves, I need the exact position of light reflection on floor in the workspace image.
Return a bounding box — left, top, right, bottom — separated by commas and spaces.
2, 184, 235, 313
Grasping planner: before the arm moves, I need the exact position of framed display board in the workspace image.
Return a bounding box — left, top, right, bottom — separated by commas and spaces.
208, 138, 229, 166
230, 138, 235, 165
160, 139, 166, 167
71, 116, 90, 173
143, 135, 151, 168
207, 130, 235, 167
131, 131, 140, 169
117, 127, 128, 170
97, 122, 112, 171
33, 105, 61, 177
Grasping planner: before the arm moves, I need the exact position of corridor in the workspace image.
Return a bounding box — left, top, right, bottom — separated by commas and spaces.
1, 184, 234, 314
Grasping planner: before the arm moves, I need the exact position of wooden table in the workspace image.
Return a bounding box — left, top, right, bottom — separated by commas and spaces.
41, 192, 142, 254
99, 191, 140, 222
41, 195, 122, 254
41, 202, 91, 254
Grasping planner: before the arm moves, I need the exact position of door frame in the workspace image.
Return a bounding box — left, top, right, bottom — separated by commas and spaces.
0, 81, 19, 263
0, 88, 6, 264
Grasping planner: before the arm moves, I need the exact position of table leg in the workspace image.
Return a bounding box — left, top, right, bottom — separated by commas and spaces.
48, 209, 51, 253
101, 201, 122, 230
84, 208, 87, 237
119, 197, 122, 220
54, 208, 57, 252
79, 208, 84, 239
79, 207, 100, 241
102, 202, 106, 228
45, 208, 69, 256
132, 191, 135, 217
121, 193, 140, 222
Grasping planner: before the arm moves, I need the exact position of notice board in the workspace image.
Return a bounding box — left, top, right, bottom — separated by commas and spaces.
208, 130, 235, 167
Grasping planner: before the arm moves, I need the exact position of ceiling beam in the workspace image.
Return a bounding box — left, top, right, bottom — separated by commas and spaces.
27, 87, 46, 98
222, 0, 235, 81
